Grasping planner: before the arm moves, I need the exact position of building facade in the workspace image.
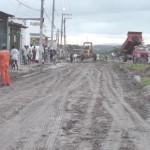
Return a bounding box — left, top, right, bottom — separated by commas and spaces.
0, 11, 57, 51
0, 11, 27, 51
0, 11, 13, 50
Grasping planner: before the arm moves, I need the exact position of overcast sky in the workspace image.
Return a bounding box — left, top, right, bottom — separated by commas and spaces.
1, 0, 150, 45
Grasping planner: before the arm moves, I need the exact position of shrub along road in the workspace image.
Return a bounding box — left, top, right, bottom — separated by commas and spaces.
0, 61, 150, 150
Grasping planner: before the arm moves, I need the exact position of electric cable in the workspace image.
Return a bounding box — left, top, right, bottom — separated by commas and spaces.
44, 9, 52, 24
16, 0, 40, 11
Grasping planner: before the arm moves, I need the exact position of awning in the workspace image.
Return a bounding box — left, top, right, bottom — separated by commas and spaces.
9, 22, 28, 29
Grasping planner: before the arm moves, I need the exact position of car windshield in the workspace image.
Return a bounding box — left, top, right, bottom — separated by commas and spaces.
84, 44, 91, 49
135, 47, 146, 51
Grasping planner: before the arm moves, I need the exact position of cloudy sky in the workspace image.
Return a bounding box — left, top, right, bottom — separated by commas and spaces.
1, 0, 150, 45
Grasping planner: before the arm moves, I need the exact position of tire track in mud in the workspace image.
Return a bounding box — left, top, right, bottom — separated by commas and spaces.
100, 64, 150, 150
2, 62, 150, 150
45, 68, 88, 150
78, 67, 102, 150
53, 64, 101, 150
0, 66, 71, 102
0, 65, 83, 126
0, 64, 89, 150
0, 68, 64, 126
53, 82, 90, 150
53, 64, 108, 150
0, 65, 71, 149
46, 66, 91, 149
0, 92, 55, 150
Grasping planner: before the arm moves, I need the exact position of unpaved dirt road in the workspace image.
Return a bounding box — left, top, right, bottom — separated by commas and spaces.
0, 61, 150, 150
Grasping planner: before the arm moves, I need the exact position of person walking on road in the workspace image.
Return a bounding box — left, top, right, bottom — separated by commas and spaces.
11, 45, 19, 70
0, 44, 11, 86
50, 49, 53, 63
70, 52, 74, 63
73, 53, 77, 62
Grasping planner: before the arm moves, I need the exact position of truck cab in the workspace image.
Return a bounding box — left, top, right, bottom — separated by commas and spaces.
132, 45, 149, 63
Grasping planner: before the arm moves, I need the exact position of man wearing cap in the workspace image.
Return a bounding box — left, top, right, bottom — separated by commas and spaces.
0, 44, 11, 86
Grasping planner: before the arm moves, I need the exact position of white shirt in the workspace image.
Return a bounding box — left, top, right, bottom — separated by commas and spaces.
74, 54, 77, 57
11, 48, 19, 60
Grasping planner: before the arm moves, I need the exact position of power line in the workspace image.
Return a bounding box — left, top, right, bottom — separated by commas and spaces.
44, 9, 57, 29
16, 0, 40, 11
16, 0, 54, 27
44, 9, 52, 24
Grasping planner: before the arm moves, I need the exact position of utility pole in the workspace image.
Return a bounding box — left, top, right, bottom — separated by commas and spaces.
60, 14, 64, 47
39, 0, 44, 63
51, 0, 55, 49
60, 14, 72, 52
63, 18, 66, 53
63, 17, 72, 52
56, 29, 59, 45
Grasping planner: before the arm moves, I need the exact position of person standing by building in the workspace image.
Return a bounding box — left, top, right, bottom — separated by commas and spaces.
0, 44, 11, 86
11, 45, 19, 70
32, 46, 36, 62
22, 45, 28, 65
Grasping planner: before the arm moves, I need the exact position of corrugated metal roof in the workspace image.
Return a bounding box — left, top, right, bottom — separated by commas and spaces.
9, 22, 28, 29
0, 11, 14, 20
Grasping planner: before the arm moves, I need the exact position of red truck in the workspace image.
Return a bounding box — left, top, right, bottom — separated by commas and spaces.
132, 45, 149, 63
120, 32, 143, 62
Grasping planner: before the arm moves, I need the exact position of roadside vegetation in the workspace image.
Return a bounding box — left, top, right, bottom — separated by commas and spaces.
124, 63, 149, 71
123, 63, 150, 86
141, 77, 150, 86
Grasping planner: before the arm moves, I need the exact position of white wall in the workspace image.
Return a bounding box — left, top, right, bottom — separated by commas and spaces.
24, 20, 48, 46
9, 19, 50, 48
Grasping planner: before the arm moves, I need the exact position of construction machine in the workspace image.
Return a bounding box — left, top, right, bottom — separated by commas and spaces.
81, 42, 96, 61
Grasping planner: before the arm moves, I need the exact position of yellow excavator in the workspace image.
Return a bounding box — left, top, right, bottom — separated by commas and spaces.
81, 42, 96, 61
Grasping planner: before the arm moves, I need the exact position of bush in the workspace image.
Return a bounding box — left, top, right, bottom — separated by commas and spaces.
141, 77, 150, 86
124, 63, 149, 71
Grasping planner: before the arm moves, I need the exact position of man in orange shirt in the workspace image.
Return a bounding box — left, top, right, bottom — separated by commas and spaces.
0, 44, 11, 86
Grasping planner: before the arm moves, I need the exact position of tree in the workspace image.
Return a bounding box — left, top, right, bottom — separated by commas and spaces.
66, 44, 81, 52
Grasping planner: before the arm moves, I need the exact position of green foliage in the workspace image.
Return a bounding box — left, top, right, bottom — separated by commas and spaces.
66, 44, 81, 52
124, 63, 149, 71
141, 77, 150, 86
123, 63, 150, 86
94, 45, 120, 52
109, 47, 120, 54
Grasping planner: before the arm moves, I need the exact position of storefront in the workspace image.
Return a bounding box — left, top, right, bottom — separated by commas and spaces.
9, 22, 27, 50
0, 11, 14, 49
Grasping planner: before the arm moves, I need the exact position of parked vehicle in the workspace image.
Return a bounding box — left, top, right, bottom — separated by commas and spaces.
132, 45, 149, 63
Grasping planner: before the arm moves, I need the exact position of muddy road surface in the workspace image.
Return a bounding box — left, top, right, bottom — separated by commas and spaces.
0, 61, 150, 150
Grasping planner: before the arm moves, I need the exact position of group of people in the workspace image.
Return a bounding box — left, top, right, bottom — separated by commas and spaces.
22, 45, 37, 65
22, 45, 58, 65
0, 43, 58, 87
41, 46, 57, 64
69, 53, 78, 63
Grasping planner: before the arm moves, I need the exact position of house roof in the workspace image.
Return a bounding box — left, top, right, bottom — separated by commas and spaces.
0, 11, 14, 20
